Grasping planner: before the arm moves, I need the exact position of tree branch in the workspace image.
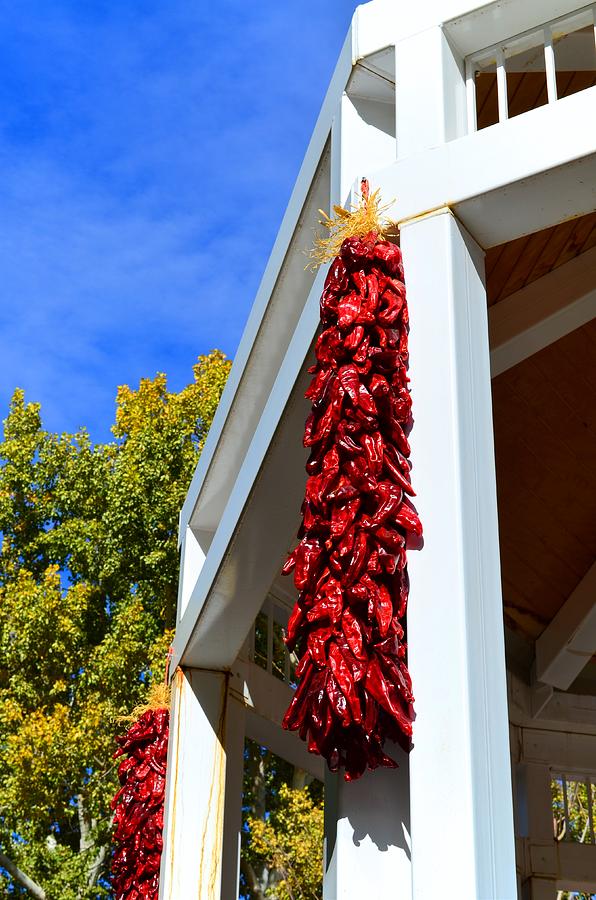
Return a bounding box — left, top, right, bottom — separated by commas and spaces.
0, 851, 46, 900
240, 857, 266, 900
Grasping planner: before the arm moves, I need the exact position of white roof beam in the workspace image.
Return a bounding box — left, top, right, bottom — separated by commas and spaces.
170, 266, 326, 673
489, 245, 596, 377
373, 85, 596, 248
536, 562, 596, 690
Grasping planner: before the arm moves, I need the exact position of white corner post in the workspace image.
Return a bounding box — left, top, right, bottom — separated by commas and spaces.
400, 209, 517, 899
160, 666, 244, 900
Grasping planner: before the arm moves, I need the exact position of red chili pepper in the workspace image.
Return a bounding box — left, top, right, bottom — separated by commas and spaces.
281, 227, 420, 780
341, 608, 367, 660
338, 364, 360, 406
111, 706, 169, 900
369, 482, 403, 529
337, 291, 362, 329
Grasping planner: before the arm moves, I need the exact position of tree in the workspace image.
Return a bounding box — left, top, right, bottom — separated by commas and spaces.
0, 351, 231, 897
241, 741, 324, 900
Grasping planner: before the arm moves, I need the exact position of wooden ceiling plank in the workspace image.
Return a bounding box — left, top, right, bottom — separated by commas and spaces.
496, 225, 554, 300
499, 524, 584, 605
489, 245, 596, 376
579, 221, 596, 255
494, 424, 596, 548
494, 387, 596, 549
554, 215, 596, 269
496, 475, 594, 584
508, 72, 547, 119
535, 562, 596, 689
524, 217, 577, 284
556, 320, 596, 394
487, 234, 533, 305
531, 340, 596, 428
507, 359, 596, 486
485, 242, 507, 281
556, 70, 578, 100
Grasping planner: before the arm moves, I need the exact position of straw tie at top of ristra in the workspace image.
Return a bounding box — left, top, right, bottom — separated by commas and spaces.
281, 179, 422, 781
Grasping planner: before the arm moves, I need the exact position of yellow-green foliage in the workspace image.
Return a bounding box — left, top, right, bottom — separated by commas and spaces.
0, 351, 230, 897
246, 783, 324, 900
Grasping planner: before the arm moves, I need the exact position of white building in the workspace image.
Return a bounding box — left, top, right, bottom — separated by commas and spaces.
159, 1, 596, 897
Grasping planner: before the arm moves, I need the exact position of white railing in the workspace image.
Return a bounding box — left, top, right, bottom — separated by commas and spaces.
466, 3, 596, 132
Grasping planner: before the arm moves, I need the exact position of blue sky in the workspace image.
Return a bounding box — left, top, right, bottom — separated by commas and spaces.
0, 0, 356, 441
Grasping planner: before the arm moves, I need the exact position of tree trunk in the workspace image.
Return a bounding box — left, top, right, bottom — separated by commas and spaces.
0, 851, 46, 900
241, 858, 267, 900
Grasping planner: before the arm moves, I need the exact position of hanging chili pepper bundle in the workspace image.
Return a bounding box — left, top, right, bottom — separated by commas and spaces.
111, 683, 170, 900
281, 180, 421, 781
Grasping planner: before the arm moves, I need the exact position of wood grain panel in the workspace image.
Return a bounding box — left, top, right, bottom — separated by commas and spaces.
476, 70, 596, 131
492, 320, 596, 640
486, 211, 596, 305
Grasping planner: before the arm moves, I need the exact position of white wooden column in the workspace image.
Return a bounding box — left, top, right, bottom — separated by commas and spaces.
160, 667, 230, 900
395, 26, 466, 158
323, 745, 411, 899
400, 209, 517, 899
220, 692, 246, 900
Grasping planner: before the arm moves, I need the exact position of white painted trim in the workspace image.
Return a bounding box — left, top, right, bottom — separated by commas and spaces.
544, 26, 558, 103
496, 47, 509, 121
466, 57, 477, 133
170, 266, 327, 673
444, 0, 593, 56
536, 562, 596, 690
373, 85, 596, 247
489, 244, 596, 377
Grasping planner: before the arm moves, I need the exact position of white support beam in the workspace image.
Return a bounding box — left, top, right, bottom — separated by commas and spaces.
536, 562, 596, 690
373, 85, 596, 248
220, 693, 245, 900
489, 245, 596, 377
400, 209, 516, 899
160, 668, 229, 900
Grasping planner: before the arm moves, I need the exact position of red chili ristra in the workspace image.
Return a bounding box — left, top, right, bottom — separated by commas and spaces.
282, 227, 421, 781
111, 708, 169, 899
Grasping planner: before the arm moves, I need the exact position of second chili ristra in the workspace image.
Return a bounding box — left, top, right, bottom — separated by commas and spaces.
281, 225, 421, 781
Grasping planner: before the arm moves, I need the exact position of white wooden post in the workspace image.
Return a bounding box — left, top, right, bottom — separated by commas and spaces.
220, 692, 246, 900
160, 667, 230, 900
400, 209, 517, 899
323, 746, 412, 899
395, 26, 466, 158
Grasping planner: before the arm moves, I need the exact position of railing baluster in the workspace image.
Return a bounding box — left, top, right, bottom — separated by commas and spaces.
466, 58, 478, 134
496, 47, 508, 121
544, 26, 558, 103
